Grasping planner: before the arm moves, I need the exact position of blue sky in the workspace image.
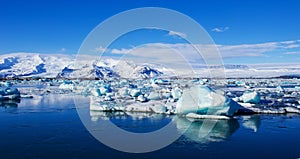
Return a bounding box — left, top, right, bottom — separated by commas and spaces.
1, 0, 300, 64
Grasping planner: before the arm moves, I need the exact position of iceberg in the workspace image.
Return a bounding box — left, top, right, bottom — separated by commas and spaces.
176, 85, 241, 116
0, 87, 21, 100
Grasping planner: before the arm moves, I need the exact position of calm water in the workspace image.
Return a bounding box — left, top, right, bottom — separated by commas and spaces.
0, 94, 300, 159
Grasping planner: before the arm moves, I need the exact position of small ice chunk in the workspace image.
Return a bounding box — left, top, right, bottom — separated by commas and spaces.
161, 92, 171, 99
20, 94, 34, 98
276, 86, 284, 92
104, 96, 113, 101
171, 87, 182, 100
91, 88, 101, 96
118, 87, 129, 96
137, 95, 147, 102
186, 113, 231, 120
59, 83, 74, 90
147, 92, 161, 100
130, 89, 142, 97
239, 91, 261, 104
285, 107, 300, 114
99, 85, 112, 95
152, 104, 167, 114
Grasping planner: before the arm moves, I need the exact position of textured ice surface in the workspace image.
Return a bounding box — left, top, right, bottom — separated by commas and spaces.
176, 85, 241, 116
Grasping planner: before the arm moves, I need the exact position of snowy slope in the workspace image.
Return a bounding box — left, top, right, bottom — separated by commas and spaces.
0, 53, 162, 79
0, 53, 299, 78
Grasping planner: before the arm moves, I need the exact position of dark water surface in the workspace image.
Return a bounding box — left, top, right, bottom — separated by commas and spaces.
0, 94, 300, 159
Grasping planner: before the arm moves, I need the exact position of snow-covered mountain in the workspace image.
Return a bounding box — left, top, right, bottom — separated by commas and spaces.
0, 53, 162, 79
0, 53, 299, 78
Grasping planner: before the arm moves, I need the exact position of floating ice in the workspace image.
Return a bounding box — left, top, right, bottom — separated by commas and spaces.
91, 88, 101, 97
130, 89, 142, 97
284, 107, 300, 114
58, 81, 74, 90
239, 91, 261, 104
118, 87, 129, 96
0, 87, 21, 100
171, 87, 182, 100
176, 85, 241, 116
186, 113, 231, 120
276, 86, 284, 92
125, 101, 167, 114
137, 95, 147, 102
147, 92, 161, 100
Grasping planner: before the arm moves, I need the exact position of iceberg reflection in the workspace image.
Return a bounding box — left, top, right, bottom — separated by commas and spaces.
0, 99, 20, 107
242, 115, 261, 132
90, 109, 240, 143
176, 117, 240, 143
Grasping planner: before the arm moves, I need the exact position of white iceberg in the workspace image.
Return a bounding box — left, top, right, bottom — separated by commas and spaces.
176, 85, 241, 116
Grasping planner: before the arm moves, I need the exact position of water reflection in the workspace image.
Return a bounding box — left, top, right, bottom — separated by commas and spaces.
0, 99, 20, 107
90, 110, 241, 143
176, 117, 240, 143
90, 111, 172, 133
242, 115, 261, 132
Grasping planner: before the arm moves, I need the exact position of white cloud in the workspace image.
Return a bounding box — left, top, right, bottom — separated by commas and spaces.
280, 40, 296, 44
105, 40, 300, 71
93, 46, 107, 52
168, 31, 187, 38
284, 51, 300, 55
211, 27, 229, 32
59, 48, 66, 52
110, 48, 131, 54
108, 40, 300, 61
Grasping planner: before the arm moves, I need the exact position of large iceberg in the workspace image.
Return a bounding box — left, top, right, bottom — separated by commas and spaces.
176, 85, 241, 116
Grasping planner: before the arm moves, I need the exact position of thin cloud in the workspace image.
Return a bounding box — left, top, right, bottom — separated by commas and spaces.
93, 46, 107, 52
211, 27, 229, 32
109, 40, 300, 60
284, 51, 300, 55
59, 48, 66, 52
168, 30, 187, 38
110, 48, 131, 54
